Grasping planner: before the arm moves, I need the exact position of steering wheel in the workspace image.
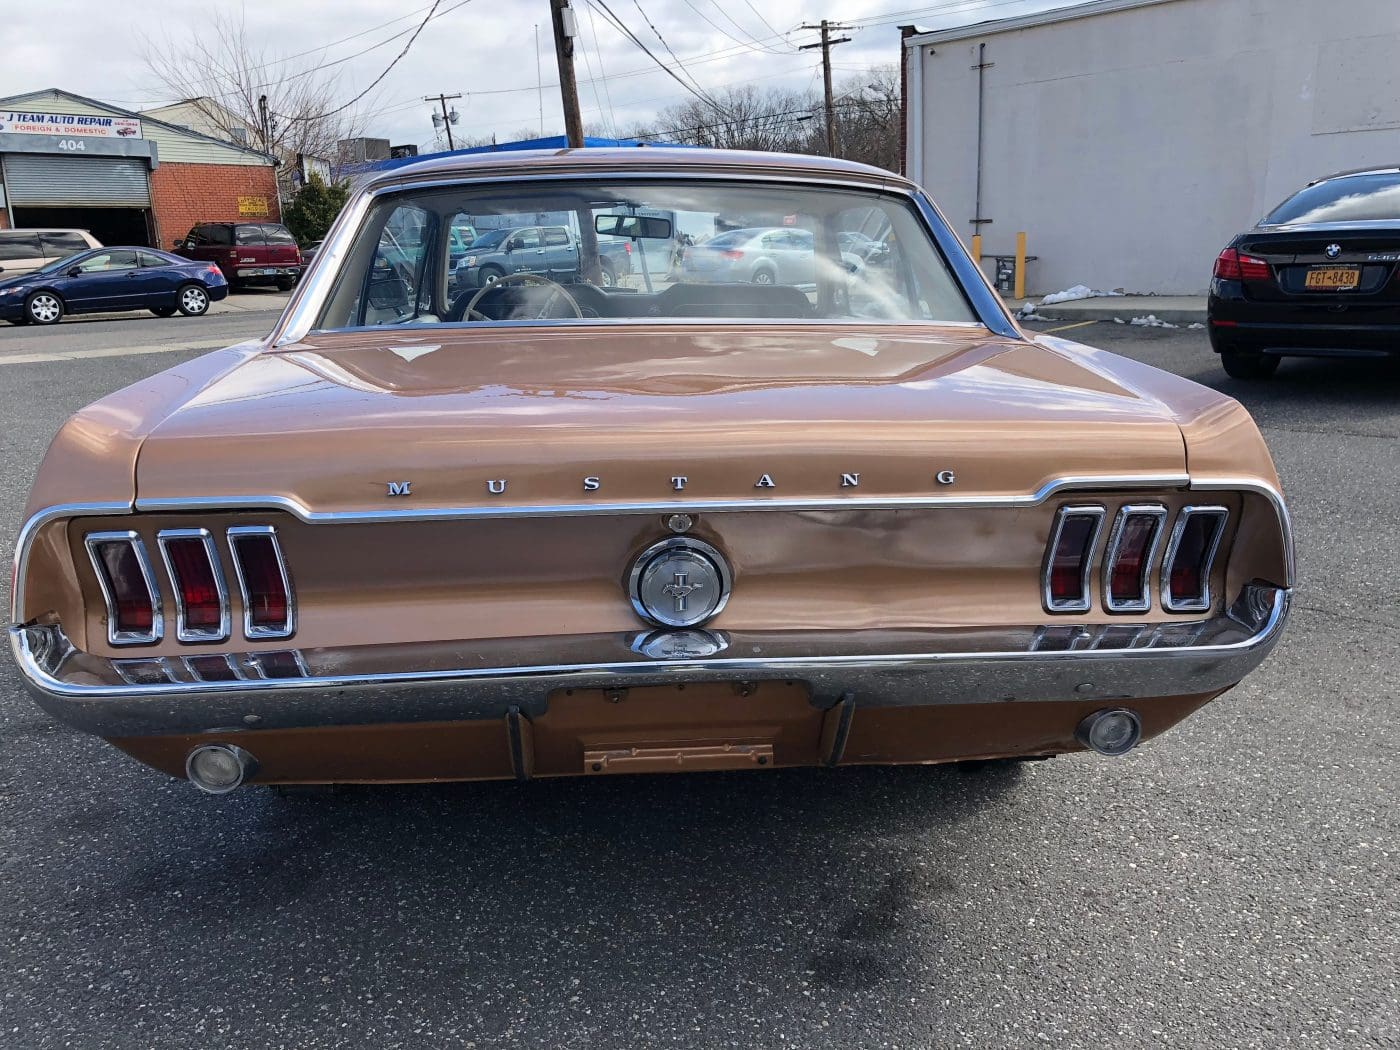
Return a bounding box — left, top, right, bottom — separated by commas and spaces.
456, 271, 584, 322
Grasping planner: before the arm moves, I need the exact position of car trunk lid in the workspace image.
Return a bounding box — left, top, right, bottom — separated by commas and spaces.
133, 325, 1189, 514
1235, 224, 1400, 303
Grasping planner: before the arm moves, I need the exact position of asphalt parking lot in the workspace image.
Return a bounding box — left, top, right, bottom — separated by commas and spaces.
1, 315, 1396, 1048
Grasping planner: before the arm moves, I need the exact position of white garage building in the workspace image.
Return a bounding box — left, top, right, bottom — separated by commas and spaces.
901, 0, 1400, 295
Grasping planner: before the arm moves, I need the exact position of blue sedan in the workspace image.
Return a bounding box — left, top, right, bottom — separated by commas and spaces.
0, 247, 229, 326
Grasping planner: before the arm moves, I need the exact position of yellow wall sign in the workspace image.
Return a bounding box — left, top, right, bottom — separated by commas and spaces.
237, 195, 270, 217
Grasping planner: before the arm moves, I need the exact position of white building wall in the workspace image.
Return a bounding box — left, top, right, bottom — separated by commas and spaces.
906, 0, 1400, 295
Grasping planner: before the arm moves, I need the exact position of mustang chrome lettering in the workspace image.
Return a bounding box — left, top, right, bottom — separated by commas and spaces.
486, 479, 507, 494
841, 473, 860, 487
755, 474, 775, 488
671, 476, 688, 491
583, 476, 600, 491
936, 470, 957, 485
386, 481, 411, 497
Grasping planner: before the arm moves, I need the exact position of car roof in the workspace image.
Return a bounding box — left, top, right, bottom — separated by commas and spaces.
365, 146, 906, 191
0, 227, 94, 235
1311, 165, 1400, 185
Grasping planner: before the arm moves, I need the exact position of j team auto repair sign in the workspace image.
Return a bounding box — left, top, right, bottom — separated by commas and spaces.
0, 111, 142, 139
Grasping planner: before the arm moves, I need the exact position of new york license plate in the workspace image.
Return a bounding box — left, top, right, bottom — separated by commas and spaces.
1305, 267, 1360, 290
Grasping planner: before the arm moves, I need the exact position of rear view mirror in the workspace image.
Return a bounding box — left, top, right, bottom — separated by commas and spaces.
595, 214, 673, 240
172, 240, 186, 250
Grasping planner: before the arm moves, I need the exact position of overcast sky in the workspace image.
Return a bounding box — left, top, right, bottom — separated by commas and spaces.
0, 0, 1071, 150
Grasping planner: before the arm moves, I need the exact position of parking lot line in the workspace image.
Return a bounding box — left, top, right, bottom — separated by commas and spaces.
1042, 320, 1100, 334
0, 339, 234, 366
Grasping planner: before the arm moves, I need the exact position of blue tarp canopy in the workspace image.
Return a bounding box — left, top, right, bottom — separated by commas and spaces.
340, 135, 684, 181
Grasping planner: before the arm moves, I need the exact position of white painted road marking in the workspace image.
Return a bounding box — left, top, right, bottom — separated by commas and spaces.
0, 339, 233, 366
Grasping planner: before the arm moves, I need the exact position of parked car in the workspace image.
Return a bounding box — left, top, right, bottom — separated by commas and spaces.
680, 227, 863, 286
9, 148, 1292, 794
301, 240, 324, 267
838, 230, 891, 264
454, 225, 633, 289
0, 247, 227, 325
0, 228, 102, 278
1208, 165, 1400, 378
174, 221, 302, 291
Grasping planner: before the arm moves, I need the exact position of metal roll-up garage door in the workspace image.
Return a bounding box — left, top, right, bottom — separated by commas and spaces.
1, 153, 151, 207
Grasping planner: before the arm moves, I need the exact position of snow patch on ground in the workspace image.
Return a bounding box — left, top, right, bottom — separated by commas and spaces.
1041, 285, 1127, 305
1130, 314, 1177, 328
1187, 322, 1206, 329
1016, 302, 1052, 322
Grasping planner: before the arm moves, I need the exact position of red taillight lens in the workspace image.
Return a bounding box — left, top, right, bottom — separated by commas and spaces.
1214, 247, 1270, 281
1213, 248, 1241, 279
229, 527, 294, 638
1045, 507, 1104, 612
87, 534, 160, 643
624, 241, 632, 255
1164, 508, 1228, 611
159, 531, 227, 640
721, 249, 745, 260
1105, 508, 1166, 611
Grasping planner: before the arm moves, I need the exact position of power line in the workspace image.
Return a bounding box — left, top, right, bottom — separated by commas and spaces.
581, 2, 620, 135
628, 0, 722, 105
585, 0, 729, 115
284, 0, 456, 123
678, 0, 788, 56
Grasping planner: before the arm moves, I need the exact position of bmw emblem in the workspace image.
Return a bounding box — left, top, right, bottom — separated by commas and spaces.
1325, 243, 1342, 259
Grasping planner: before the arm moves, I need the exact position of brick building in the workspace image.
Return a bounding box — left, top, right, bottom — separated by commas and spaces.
0, 88, 279, 249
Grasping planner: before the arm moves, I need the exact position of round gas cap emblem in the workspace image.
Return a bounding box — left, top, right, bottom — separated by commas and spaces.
628, 537, 732, 628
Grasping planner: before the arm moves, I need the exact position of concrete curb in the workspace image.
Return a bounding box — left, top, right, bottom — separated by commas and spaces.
1004, 296, 1207, 325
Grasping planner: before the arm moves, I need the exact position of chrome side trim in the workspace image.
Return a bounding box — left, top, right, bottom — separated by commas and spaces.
1189, 476, 1294, 587
1161, 506, 1229, 613
133, 473, 1192, 524
9, 500, 132, 625
156, 528, 231, 643
226, 526, 296, 640
8, 585, 1289, 738
1042, 504, 1106, 614
83, 531, 163, 646
1102, 504, 1168, 614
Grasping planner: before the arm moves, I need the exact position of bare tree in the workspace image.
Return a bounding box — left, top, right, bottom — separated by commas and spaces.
630, 85, 818, 153
824, 64, 901, 172
140, 11, 367, 172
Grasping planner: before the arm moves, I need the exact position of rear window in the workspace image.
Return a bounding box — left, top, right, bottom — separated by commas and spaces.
1264, 173, 1400, 225
0, 233, 42, 260
234, 225, 265, 246
261, 224, 297, 245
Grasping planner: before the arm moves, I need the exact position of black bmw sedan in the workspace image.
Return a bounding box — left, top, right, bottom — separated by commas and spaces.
1208, 166, 1400, 378
0, 247, 228, 326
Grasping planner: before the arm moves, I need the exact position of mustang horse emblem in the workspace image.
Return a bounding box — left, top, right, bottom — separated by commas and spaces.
661, 570, 703, 613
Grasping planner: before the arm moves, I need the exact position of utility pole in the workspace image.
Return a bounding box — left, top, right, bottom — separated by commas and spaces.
549, 0, 585, 148
535, 23, 545, 135
549, 0, 598, 281
257, 94, 271, 152
425, 93, 462, 151
799, 20, 852, 157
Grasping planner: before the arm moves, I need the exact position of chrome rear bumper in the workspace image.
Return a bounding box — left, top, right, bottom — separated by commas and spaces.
8, 584, 1288, 738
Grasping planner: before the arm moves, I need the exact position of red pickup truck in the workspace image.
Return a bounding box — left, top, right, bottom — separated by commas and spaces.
174, 221, 303, 291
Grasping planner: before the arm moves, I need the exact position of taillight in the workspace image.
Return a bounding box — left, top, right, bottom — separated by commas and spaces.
1214, 247, 1270, 281
721, 249, 745, 260
1043, 505, 1105, 613
205, 265, 222, 279
158, 529, 229, 642
1103, 506, 1167, 613
624, 242, 632, 255
85, 532, 162, 645
1162, 507, 1228, 612
228, 526, 295, 639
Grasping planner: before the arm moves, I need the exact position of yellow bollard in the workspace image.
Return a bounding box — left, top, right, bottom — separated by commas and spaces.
1015, 231, 1027, 301
971, 234, 982, 267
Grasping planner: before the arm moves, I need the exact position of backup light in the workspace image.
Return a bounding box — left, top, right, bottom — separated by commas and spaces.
186, 744, 258, 794
1076, 709, 1141, 756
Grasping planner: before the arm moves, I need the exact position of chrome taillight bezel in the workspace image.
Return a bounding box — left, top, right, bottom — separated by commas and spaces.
1042, 504, 1106, 614
1102, 504, 1168, 614
157, 528, 231, 644
1161, 506, 1229, 613
84, 531, 163, 646
227, 525, 296, 640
